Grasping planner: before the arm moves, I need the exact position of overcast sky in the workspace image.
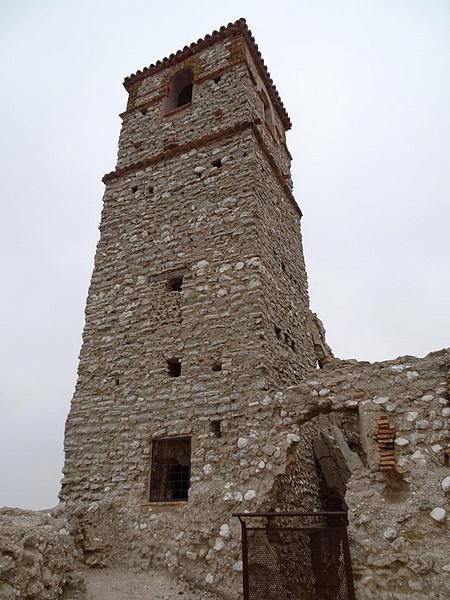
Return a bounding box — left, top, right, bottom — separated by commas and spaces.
1, 0, 449, 510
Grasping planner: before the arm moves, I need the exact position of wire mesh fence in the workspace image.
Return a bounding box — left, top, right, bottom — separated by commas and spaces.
234, 512, 355, 600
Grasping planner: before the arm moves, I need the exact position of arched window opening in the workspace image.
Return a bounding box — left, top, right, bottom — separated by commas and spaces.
165, 68, 194, 113
260, 90, 273, 132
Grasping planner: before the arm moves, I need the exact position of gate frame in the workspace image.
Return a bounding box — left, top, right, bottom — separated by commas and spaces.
233, 511, 356, 600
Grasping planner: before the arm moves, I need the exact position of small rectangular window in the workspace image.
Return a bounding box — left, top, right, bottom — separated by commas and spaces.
169, 276, 183, 292
149, 437, 191, 502
167, 358, 181, 377
210, 420, 222, 438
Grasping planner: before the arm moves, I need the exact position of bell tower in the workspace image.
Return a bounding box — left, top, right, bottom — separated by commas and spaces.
61, 18, 328, 591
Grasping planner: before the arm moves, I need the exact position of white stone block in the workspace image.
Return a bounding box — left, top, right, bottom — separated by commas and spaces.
219, 524, 230, 539
373, 396, 389, 404
431, 444, 443, 453
244, 490, 256, 501
406, 371, 419, 382
383, 527, 397, 540
395, 437, 409, 447
430, 507, 446, 523
411, 450, 427, 466
441, 476, 450, 493
214, 537, 225, 551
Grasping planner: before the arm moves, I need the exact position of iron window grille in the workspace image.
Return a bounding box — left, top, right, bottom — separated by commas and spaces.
149, 436, 191, 502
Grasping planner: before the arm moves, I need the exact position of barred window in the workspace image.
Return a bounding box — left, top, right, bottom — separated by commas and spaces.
149, 437, 191, 502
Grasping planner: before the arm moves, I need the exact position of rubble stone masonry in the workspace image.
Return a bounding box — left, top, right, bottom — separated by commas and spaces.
1, 19, 447, 600
60, 21, 319, 510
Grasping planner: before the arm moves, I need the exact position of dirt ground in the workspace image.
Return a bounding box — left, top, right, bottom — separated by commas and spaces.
65, 568, 223, 600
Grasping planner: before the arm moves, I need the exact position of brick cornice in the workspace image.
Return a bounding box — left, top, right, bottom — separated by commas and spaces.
102, 120, 302, 218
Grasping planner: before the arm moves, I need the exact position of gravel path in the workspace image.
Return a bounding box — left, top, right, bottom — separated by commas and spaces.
68, 568, 223, 600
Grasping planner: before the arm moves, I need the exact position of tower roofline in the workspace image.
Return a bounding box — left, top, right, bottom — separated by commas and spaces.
123, 18, 292, 130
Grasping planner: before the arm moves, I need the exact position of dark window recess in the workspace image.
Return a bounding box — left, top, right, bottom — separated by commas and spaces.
211, 158, 222, 168
214, 76, 222, 84
114, 377, 120, 386
210, 420, 222, 438
275, 325, 282, 340
276, 127, 282, 143
212, 361, 222, 372
261, 90, 273, 131
149, 437, 191, 502
167, 359, 181, 377
169, 276, 183, 292
148, 186, 154, 195
177, 83, 193, 108
165, 68, 193, 113
131, 185, 138, 193
141, 107, 148, 115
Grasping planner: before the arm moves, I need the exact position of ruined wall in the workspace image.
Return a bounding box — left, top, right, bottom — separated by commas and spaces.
269, 417, 324, 512
62, 349, 449, 599
62, 386, 327, 598
0, 508, 82, 600
281, 349, 450, 600
58, 19, 449, 600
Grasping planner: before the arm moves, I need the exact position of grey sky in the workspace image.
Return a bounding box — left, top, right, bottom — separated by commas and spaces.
1, 0, 449, 510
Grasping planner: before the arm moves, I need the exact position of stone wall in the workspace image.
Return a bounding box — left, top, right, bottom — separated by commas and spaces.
58, 20, 449, 600
282, 349, 450, 600
0, 508, 82, 600
61, 349, 448, 599
61, 25, 317, 509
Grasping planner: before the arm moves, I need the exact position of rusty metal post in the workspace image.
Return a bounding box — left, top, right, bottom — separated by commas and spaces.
340, 518, 356, 600
236, 516, 250, 600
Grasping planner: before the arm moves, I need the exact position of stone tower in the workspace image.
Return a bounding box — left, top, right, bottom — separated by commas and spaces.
61, 18, 330, 593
